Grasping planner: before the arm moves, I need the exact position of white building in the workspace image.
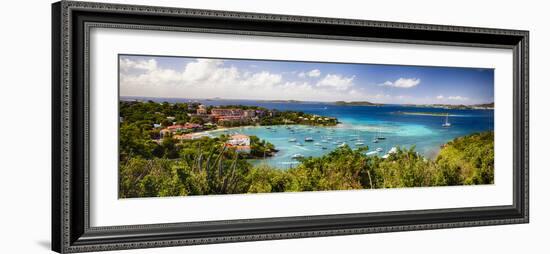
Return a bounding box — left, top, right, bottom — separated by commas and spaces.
227, 134, 250, 146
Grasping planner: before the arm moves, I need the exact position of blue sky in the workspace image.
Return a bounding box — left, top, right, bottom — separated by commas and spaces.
119, 55, 494, 105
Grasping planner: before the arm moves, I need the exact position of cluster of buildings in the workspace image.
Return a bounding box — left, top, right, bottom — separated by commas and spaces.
207, 106, 265, 125
178, 104, 268, 126
156, 104, 258, 153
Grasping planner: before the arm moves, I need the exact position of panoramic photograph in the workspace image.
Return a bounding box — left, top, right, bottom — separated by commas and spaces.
118, 54, 494, 198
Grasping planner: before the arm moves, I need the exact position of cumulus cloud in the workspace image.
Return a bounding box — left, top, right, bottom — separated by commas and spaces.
316, 74, 355, 91
436, 95, 469, 101
307, 69, 321, 77
120, 58, 157, 72
448, 95, 469, 101
298, 69, 322, 78
120, 57, 362, 101
381, 78, 420, 88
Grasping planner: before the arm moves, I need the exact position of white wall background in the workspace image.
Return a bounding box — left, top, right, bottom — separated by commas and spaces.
0, 0, 546, 253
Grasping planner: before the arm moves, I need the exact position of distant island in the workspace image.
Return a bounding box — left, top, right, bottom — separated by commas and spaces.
333, 101, 382, 106
266, 99, 304, 103
394, 112, 451, 117
404, 102, 494, 110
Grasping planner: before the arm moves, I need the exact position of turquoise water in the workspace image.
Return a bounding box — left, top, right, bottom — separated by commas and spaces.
126, 97, 494, 169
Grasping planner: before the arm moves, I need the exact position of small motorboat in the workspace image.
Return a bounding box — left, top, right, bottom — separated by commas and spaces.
305, 137, 314, 142
289, 138, 297, 142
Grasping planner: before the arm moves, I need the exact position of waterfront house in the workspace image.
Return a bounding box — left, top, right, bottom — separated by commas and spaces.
227, 134, 250, 146
225, 134, 251, 153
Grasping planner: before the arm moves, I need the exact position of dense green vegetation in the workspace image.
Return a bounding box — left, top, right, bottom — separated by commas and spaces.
259, 110, 338, 126
119, 131, 494, 198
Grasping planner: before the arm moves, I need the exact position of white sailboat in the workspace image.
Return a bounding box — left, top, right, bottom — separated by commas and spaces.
376, 127, 386, 140
442, 113, 452, 127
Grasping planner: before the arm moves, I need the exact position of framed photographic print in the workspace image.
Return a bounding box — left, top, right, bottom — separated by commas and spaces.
52, 1, 529, 253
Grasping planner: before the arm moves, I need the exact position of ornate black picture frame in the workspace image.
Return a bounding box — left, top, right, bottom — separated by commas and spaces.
52, 1, 529, 253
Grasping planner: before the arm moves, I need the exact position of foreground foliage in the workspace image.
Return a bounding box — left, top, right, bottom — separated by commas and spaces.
119, 131, 494, 198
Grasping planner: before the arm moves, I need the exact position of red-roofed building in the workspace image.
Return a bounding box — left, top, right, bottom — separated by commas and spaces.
160, 123, 203, 138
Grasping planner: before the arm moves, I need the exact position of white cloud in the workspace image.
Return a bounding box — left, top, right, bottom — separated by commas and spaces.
436, 95, 469, 101
298, 69, 321, 78
316, 74, 355, 91
380, 78, 420, 88
448, 95, 469, 101
120, 57, 363, 101
120, 58, 157, 72
307, 69, 321, 77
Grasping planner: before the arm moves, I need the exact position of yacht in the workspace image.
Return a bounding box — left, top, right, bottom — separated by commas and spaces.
305, 137, 314, 142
